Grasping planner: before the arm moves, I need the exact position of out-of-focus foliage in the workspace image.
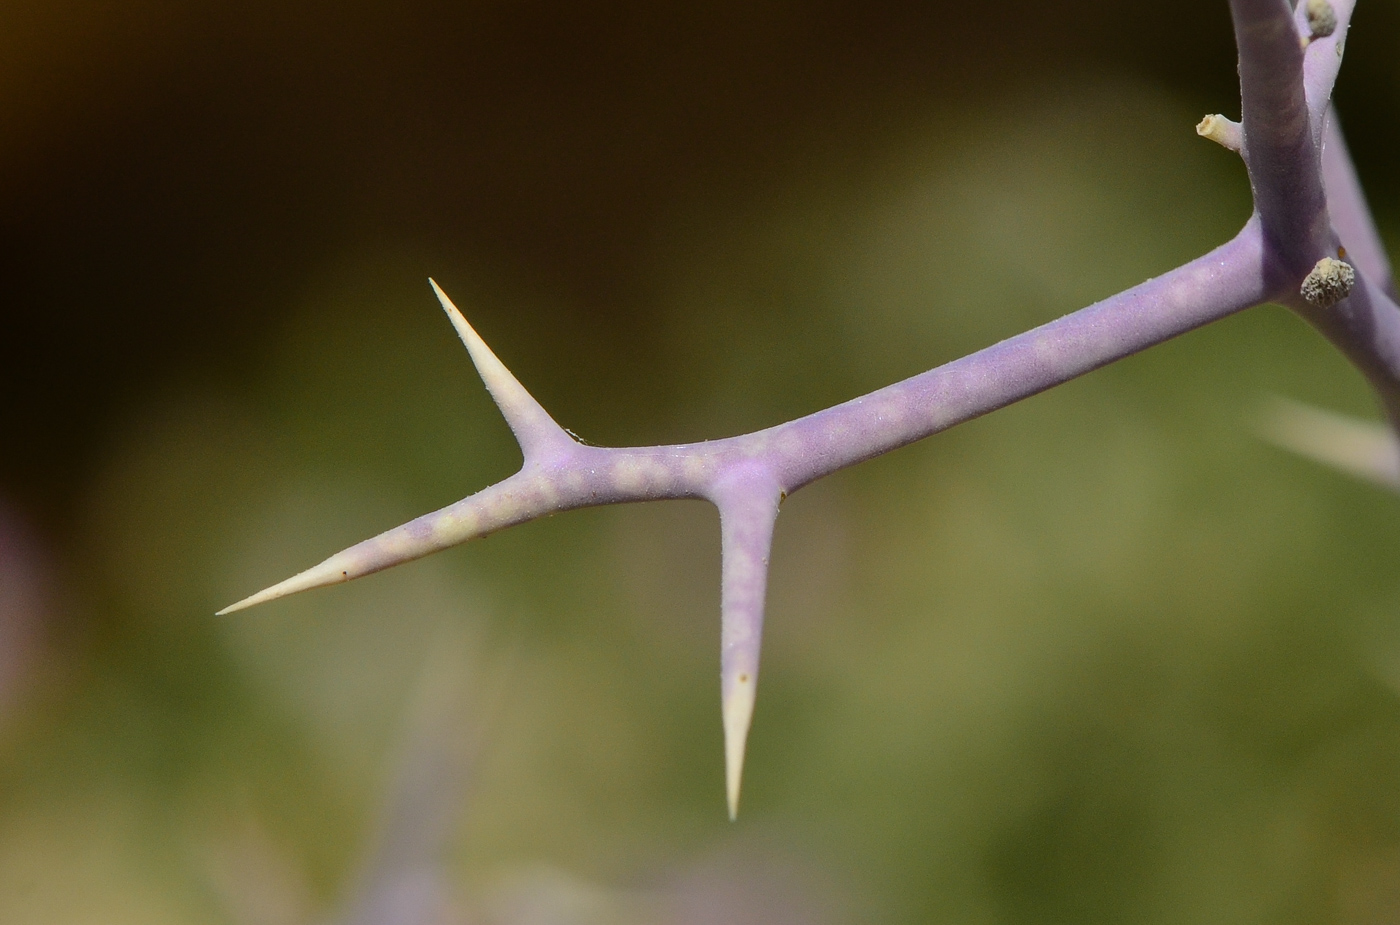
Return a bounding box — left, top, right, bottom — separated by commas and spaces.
4, 2, 1400, 923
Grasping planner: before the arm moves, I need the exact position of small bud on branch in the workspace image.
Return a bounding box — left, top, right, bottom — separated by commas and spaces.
1305, 0, 1338, 40
1300, 256, 1357, 307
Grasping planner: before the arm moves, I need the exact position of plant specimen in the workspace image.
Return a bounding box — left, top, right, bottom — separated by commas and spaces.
221, 0, 1396, 819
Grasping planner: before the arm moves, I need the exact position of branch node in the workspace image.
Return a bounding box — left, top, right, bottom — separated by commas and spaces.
1196, 114, 1243, 152
1300, 257, 1356, 308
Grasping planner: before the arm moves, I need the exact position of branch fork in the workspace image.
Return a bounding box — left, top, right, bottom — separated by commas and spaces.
224, 0, 1400, 815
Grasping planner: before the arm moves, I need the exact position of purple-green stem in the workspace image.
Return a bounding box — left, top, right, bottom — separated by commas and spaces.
222, 0, 1398, 819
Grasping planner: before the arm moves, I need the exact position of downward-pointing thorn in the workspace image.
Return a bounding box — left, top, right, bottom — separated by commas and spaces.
724, 673, 756, 820
713, 473, 781, 819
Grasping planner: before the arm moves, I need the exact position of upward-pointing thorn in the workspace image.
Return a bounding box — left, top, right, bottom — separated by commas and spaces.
429, 279, 574, 462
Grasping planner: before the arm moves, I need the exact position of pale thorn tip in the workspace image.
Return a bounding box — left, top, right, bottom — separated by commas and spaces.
723, 674, 757, 820
428, 278, 569, 458
216, 556, 353, 615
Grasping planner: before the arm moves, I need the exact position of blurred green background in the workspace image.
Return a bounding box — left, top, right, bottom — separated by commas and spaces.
4, 1, 1400, 922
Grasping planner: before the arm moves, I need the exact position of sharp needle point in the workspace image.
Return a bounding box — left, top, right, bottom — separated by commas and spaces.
217, 557, 352, 615
723, 669, 757, 820
428, 278, 568, 458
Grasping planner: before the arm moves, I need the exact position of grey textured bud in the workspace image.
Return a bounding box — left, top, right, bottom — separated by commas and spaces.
1300, 257, 1356, 308
1306, 0, 1337, 39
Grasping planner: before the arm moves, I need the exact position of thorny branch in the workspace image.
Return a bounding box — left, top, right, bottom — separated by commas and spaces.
222, 0, 1398, 818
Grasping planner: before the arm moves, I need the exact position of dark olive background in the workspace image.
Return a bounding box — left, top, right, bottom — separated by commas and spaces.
4, 2, 1400, 923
